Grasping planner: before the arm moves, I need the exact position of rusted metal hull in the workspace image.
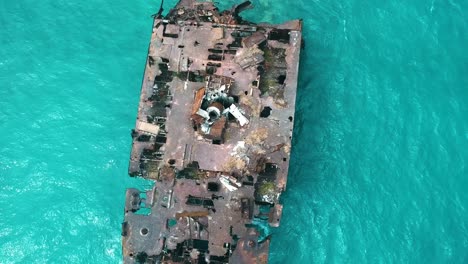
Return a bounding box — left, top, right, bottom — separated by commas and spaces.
122, 1, 302, 263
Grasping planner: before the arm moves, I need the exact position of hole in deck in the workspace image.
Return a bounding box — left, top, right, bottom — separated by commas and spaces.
260, 107, 272, 118
140, 228, 149, 236
208, 54, 224, 61
209, 110, 219, 120
208, 182, 220, 192
277, 74, 286, 85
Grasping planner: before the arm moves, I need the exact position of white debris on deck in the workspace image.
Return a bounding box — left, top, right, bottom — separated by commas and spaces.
136, 121, 160, 135
219, 176, 238, 192
228, 104, 249, 126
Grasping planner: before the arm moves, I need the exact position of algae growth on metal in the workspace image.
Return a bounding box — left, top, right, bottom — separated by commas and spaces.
122, 0, 302, 263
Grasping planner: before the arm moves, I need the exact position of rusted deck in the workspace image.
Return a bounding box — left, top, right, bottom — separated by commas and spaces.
122, 1, 302, 263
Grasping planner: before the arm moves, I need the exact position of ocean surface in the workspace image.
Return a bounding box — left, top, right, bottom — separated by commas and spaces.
1, 0, 467, 263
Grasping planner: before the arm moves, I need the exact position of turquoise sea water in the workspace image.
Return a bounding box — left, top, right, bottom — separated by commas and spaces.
1, 0, 467, 263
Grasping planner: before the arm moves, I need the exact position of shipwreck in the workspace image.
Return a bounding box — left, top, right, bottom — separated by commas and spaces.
122, 0, 302, 263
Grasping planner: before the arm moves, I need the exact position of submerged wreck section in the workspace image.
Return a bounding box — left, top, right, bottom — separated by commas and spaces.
123, 0, 302, 263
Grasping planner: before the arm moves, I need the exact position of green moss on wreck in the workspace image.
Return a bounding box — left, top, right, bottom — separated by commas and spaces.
258, 181, 276, 196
